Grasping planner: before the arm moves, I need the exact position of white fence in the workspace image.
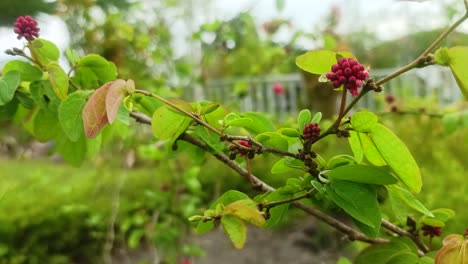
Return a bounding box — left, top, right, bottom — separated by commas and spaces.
203, 67, 462, 120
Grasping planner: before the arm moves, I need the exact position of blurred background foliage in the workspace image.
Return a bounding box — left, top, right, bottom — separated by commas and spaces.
0, 0, 467, 263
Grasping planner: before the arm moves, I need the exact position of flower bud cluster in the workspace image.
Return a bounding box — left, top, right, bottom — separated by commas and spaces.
14, 16, 40, 41
303, 123, 320, 143
326, 58, 368, 96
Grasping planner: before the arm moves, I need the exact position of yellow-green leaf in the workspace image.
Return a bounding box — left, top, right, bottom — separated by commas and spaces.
369, 124, 422, 193
224, 199, 266, 227
351, 111, 378, 132
221, 215, 247, 249
359, 132, 387, 166
435, 234, 468, 264
47, 63, 69, 100
447, 46, 468, 100
296, 50, 337, 74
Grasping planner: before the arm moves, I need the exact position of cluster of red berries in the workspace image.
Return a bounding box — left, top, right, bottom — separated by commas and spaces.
14, 16, 40, 41
326, 58, 369, 96
421, 225, 442, 237
303, 123, 320, 143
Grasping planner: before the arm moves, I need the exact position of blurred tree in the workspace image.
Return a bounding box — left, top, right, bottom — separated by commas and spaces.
0, 0, 56, 25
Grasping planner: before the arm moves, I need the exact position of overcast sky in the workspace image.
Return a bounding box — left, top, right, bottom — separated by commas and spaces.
0, 0, 466, 65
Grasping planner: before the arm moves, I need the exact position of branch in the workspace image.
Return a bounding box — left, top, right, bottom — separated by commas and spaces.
221, 135, 300, 159
134, 89, 222, 136
261, 189, 317, 209
375, 6, 468, 87
129, 111, 430, 251
382, 220, 429, 253
129, 112, 385, 244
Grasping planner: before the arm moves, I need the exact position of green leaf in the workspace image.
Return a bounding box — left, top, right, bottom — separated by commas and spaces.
298, 109, 312, 130
355, 238, 418, 264
58, 91, 88, 142
0, 71, 21, 105
33, 109, 60, 142
201, 102, 227, 129
30, 80, 61, 112
73, 54, 118, 89
55, 133, 87, 167
82, 82, 112, 138
337, 257, 352, 264
47, 63, 69, 100
418, 256, 434, 264
255, 132, 289, 152
336, 51, 357, 59
65, 49, 80, 65
151, 105, 192, 141
2, 60, 43, 82
224, 199, 266, 227
279, 128, 301, 137
105, 79, 128, 124
422, 218, 445, 227
327, 154, 358, 169
387, 252, 419, 264
348, 131, 364, 163
296, 50, 337, 74
353, 217, 380, 238
325, 180, 381, 228
369, 124, 422, 193
271, 157, 304, 174
431, 208, 455, 221
196, 190, 249, 234
386, 185, 433, 217
200, 102, 220, 115
446, 46, 468, 100
221, 215, 247, 249
0, 99, 18, 121
359, 132, 387, 166
29, 38, 60, 65
311, 112, 322, 123
238, 112, 275, 134
422, 208, 455, 227
351, 111, 378, 132
326, 164, 397, 185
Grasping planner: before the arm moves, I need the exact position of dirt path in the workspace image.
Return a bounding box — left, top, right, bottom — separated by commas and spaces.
189, 216, 351, 264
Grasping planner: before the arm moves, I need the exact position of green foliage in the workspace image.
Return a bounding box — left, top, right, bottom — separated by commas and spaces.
325, 164, 397, 185
2, 5, 468, 262
355, 238, 419, 264
325, 181, 381, 235
369, 124, 422, 193
72, 54, 118, 89
0, 71, 21, 106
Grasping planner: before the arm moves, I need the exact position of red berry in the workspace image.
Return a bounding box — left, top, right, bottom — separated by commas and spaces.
325, 58, 369, 96
238, 140, 251, 148
465, 228, 468, 237
422, 225, 442, 237
273, 82, 285, 95
14, 16, 40, 41
385, 94, 395, 104
303, 123, 320, 143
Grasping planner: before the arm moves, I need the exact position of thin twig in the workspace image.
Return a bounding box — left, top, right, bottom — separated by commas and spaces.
261, 189, 317, 209
382, 220, 429, 253
222, 135, 300, 159
129, 112, 427, 251
375, 7, 468, 87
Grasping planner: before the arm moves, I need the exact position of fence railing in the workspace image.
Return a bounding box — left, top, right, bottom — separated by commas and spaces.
203, 67, 462, 120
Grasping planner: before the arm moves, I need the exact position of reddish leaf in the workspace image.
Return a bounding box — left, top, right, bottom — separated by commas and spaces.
82, 82, 113, 138
105, 79, 127, 124
435, 234, 468, 264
